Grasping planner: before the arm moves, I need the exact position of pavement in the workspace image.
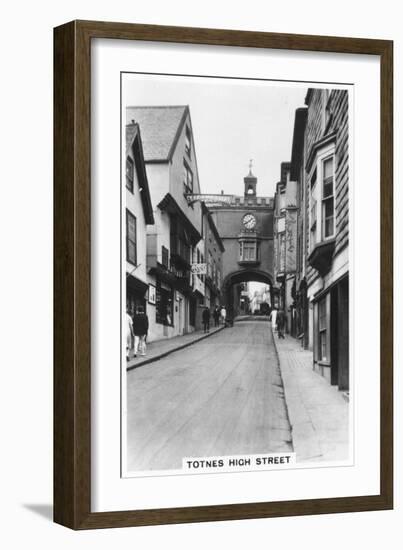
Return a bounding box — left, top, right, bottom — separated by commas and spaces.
126, 319, 292, 472
272, 332, 350, 463
126, 324, 225, 371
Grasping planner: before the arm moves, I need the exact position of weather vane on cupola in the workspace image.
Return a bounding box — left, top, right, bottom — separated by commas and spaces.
244, 159, 257, 197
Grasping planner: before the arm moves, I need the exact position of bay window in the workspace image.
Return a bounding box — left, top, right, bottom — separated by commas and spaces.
322, 156, 335, 238
308, 141, 336, 251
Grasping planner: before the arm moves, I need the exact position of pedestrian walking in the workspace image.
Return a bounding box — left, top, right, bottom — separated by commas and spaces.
126, 309, 133, 361
132, 305, 149, 357
220, 306, 227, 327
276, 309, 286, 339
269, 307, 278, 333
213, 306, 220, 327
202, 307, 211, 333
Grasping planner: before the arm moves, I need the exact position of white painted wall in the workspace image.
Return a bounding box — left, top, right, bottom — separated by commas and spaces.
125, 155, 148, 285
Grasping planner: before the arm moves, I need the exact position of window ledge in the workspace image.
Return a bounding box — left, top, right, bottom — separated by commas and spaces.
238, 259, 260, 267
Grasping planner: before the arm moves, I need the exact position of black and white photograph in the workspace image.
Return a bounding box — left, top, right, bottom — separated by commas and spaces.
122, 73, 351, 476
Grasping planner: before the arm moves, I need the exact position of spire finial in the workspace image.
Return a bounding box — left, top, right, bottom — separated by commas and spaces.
249, 159, 253, 175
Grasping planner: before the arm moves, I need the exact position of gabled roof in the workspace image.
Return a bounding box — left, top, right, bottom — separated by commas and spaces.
126, 106, 188, 162
157, 193, 201, 245
125, 123, 137, 155
126, 123, 155, 225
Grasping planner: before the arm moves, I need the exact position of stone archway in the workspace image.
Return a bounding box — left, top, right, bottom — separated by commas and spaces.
221, 268, 274, 319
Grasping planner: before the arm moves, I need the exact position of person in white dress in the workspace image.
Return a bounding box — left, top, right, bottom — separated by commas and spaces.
220, 306, 227, 326
126, 310, 133, 361
269, 307, 278, 333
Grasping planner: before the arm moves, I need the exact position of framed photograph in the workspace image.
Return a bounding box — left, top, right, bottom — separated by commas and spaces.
54, 20, 393, 529
148, 284, 156, 305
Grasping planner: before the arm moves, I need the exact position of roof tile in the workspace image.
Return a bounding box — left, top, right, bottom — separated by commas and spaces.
126, 106, 187, 161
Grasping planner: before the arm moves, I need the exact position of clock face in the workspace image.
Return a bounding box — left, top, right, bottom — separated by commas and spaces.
242, 214, 257, 229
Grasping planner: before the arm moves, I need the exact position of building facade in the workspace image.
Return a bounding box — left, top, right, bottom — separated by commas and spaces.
203, 203, 224, 310
126, 105, 203, 342
304, 88, 349, 391
272, 161, 299, 334
282, 90, 350, 391
208, 169, 275, 318
125, 123, 155, 316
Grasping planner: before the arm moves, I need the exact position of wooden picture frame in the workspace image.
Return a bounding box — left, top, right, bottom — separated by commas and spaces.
54, 20, 393, 529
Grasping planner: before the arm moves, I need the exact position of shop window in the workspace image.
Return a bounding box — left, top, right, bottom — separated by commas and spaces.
126, 292, 146, 317
317, 295, 330, 362
155, 282, 174, 326
126, 210, 137, 265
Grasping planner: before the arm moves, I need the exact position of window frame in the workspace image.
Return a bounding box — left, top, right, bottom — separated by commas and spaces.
316, 293, 331, 364
183, 160, 194, 194
161, 245, 169, 269
126, 209, 137, 266
310, 169, 318, 249
321, 155, 335, 239
126, 156, 134, 193
278, 232, 285, 271
185, 126, 192, 158
308, 142, 336, 251
239, 240, 258, 262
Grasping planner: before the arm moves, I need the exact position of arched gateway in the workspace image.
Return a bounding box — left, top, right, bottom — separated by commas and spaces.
194, 167, 275, 318
222, 268, 274, 318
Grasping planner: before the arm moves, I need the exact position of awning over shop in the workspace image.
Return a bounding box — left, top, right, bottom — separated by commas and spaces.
126, 273, 149, 295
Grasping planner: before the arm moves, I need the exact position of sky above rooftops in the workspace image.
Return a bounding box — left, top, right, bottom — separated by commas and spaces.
123, 73, 307, 198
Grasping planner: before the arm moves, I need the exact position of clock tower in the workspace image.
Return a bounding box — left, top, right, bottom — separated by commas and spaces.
244, 159, 257, 198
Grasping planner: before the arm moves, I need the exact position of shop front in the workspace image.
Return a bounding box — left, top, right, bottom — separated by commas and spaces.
126, 274, 148, 315
312, 274, 349, 391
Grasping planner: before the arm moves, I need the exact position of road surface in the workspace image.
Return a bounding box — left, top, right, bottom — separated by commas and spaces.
125, 318, 292, 472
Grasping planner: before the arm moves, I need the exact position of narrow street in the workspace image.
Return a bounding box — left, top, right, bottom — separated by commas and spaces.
126, 318, 292, 472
